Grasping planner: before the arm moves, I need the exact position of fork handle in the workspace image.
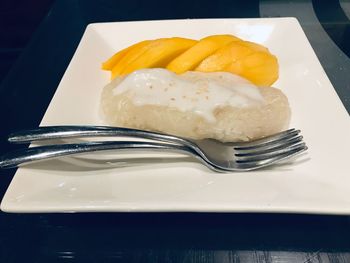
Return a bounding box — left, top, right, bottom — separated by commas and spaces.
8, 125, 189, 145
0, 141, 195, 169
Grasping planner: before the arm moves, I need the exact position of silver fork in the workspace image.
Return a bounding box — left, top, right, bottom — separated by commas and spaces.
0, 126, 307, 171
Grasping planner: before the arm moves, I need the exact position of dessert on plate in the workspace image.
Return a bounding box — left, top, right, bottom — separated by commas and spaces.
100, 34, 290, 142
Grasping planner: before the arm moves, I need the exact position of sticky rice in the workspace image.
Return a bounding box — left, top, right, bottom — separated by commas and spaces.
100, 69, 290, 142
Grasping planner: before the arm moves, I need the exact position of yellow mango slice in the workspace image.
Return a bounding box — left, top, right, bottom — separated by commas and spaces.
195, 41, 254, 72
166, 35, 241, 74
239, 41, 269, 53
195, 40, 278, 86
111, 40, 153, 79
103, 34, 278, 85
102, 40, 150, 70
119, 37, 197, 77
225, 51, 279, 86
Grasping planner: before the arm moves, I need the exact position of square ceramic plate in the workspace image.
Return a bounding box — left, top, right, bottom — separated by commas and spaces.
2, 18, 350, 213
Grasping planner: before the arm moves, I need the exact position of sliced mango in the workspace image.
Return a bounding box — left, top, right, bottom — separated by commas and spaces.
195, 40, 278, 86
111, 40, 153, 79
102, 40, 153, 70
102, 34, 279, 86
239, 41, 269, 53
119, 37, 197, 76
195, 41, 255, 72
225, 51, 278, 86
102, 49, 128, 70
166, 35, 241, 74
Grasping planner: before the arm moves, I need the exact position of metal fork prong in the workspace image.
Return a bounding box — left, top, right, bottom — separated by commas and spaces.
233, 129, 300, 151
235, 145, 308, 171
234, 135, 304, 157
235, 142, 306, 163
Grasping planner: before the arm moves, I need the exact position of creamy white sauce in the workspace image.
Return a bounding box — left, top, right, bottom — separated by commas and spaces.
112, 68, 265, 122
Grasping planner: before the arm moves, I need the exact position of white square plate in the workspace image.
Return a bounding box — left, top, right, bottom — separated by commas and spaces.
2, 18, 350, 213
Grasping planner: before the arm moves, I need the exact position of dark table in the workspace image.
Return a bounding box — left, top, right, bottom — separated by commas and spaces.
1, 0, 350, 262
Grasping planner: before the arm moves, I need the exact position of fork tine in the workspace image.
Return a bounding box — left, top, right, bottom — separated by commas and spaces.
233, 129, 300, 151
235, 135, 304, 157
236, 142, 306, 163
235, 145, 308, 171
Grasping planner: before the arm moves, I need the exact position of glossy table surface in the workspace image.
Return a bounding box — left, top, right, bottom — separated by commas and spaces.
0, 0, 350, 262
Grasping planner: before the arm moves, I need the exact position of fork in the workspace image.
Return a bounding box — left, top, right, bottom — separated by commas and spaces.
0, 126, 307, 171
